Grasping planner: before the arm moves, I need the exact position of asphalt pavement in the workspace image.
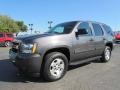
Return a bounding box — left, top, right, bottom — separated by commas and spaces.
0, 45, 120, 90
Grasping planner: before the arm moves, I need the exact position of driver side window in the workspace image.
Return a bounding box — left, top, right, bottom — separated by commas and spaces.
77, 22, 92, 36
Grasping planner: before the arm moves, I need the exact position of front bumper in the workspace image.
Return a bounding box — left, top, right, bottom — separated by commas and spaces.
9, 51, 42, 77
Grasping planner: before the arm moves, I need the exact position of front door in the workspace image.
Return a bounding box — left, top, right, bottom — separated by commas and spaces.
72, 22, 95, 62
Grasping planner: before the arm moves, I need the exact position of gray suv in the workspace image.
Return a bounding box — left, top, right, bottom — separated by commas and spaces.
9, 21, 114, 81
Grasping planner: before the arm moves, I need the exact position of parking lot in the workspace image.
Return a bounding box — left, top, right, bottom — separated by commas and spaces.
0, 44, 120, 90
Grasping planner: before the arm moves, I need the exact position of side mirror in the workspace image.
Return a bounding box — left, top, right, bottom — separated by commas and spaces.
75, 31, 79, 36
75, 29, 88, 36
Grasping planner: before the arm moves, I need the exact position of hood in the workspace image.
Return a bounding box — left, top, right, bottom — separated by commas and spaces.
15, 33, 57, 42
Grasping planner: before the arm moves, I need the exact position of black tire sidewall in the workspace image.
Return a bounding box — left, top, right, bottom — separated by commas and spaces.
43, 52, 68, 81
4, 41, 11, 47
102, 46, 111, 62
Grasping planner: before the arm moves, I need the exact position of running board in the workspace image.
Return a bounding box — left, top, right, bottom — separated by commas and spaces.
70, 56, 102, 65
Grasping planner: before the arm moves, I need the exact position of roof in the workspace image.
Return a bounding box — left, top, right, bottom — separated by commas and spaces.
64, 20, 109, 26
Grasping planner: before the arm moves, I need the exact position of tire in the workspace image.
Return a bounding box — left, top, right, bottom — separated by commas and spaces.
100, 46, 111, 62
4, 41, 11, 47
42, 52, 68, 82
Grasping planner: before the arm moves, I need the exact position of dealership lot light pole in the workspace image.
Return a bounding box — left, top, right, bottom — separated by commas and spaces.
48, 21, 53, 29
29, 24, 33, 34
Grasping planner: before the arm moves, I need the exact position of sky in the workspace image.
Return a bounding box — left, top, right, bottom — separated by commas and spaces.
0, 0, 120, 32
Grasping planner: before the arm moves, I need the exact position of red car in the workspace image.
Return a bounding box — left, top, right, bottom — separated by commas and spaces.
114, 32, 120, 42
0, 32, 14, 47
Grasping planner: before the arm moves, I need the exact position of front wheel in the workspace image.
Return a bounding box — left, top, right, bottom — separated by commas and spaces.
42, 52, 68, 82
100, 46, 111, 62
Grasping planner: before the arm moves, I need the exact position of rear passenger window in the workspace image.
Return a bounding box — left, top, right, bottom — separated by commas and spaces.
7, 34, 13, 37
102, 25, 113, 36
0, 34, 3, 37
92, 23, 104, 36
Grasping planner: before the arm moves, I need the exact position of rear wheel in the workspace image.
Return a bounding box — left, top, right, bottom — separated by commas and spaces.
100, 46, 111, 62
42, 52, 68, 81
4, 41, 12, 47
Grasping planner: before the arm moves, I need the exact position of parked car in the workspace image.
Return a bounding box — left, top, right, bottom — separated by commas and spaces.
114, 31, 120, 42
9, 21, 114, 81
0, 32, 14, 47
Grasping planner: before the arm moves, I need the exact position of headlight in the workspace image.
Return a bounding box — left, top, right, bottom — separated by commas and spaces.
21, 43, 36, 54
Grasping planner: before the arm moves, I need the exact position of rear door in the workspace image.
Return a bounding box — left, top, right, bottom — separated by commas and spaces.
91, 23, 105, 56
6, 33, 14, 41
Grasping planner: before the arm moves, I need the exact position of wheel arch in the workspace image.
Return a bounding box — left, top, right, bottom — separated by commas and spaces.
105, 42, 113, 51
43, 47, 71, 62
40, 46, 71, 73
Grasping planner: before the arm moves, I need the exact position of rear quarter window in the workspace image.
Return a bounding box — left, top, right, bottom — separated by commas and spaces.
102, 25, 113, 36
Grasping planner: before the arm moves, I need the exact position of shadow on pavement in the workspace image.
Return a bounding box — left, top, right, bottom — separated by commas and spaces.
68, 59, 103, 71
0, 59, 45, 83
0, 59, 102, 83
68, 62, 90, 71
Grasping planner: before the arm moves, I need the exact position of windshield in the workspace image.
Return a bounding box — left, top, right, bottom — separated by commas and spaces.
46, 21, 77, 34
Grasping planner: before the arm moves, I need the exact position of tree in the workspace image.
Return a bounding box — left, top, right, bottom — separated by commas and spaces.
16, 21, 28, 32
0, 15, 19, 32
0, 15, 28, 33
